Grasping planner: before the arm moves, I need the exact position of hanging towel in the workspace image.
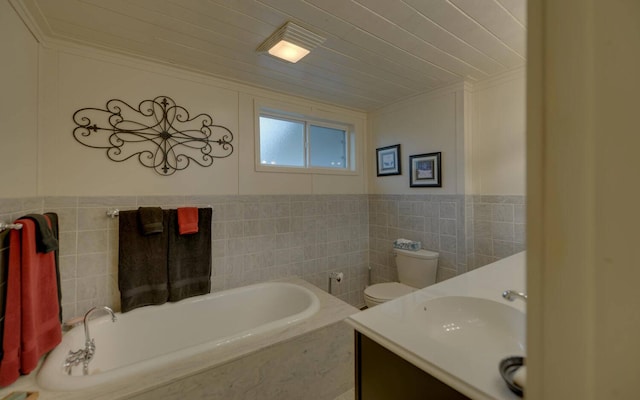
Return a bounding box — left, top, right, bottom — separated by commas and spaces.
0, 227, 22, 386
137, 207, 164, 235
0, 230, 10, 363
0, 219, 61, 387
19, 214, 58, 253
43, 213, 62, 322
118, 210, 169, 313
167, 208, 212, 302
177, 207, 199, 235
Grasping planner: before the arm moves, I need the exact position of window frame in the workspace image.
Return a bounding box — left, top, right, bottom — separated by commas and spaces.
255, 103, 358, 175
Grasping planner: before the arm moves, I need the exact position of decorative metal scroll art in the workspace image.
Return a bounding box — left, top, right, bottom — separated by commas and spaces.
72, 96, 233, 175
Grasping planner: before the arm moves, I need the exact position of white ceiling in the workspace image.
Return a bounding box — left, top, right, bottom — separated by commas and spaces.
16, 0, 527, 111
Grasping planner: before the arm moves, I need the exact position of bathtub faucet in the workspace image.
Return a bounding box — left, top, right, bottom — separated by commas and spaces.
64, 306, 117, 375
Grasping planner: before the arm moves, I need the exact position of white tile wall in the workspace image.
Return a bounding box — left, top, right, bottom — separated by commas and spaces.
0, 195, 369, 320
368, 194, 467, 284
369, 194, 526, 285
469, 195, 526, 269
0, 193, 525, 321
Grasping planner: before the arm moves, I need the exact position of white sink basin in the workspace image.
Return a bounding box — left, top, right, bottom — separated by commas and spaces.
410, 296, 525, 357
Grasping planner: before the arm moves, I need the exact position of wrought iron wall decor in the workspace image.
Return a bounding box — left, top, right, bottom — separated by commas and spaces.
72, 96, 234, 175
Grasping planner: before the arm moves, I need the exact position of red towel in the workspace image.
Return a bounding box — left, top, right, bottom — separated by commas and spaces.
0, 218, 62, 387
177, 207, 199, 235
0, 227, 22, 386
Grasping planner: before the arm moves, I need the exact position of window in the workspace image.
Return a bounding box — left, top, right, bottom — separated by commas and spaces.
259, 116, 305, 167
257, 110, 354, 173
308, 124, 347, 168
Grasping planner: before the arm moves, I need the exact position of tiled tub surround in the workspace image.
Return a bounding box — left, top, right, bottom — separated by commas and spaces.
0, 194, 369, 321
38, 280, 321, 391
0, 278, 358, 400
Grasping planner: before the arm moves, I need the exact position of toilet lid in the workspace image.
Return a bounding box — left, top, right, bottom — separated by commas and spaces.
364, 282, 415, 301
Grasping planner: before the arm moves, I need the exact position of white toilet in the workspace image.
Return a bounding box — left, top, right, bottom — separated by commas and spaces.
364, 248, 439, 308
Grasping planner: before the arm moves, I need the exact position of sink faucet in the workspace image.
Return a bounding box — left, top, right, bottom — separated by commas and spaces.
502, 290, 527, 302
64, 306, 117, 375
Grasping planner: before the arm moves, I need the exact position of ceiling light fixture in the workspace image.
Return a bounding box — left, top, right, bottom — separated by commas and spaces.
257, 22, 326, 63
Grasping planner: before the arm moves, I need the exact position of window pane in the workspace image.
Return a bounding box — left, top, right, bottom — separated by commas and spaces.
259, 116, 305, 167
309, 125, 347, 169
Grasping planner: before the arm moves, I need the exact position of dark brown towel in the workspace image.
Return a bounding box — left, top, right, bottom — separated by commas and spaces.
138, 207, 164, 235
167, 208, 212, 302
118, 210, 169, 312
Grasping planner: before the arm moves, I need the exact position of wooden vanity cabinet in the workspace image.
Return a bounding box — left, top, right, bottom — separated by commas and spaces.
355, 332, 469, 400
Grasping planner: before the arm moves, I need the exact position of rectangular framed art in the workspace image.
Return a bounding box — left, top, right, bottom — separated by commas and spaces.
409, 152, 441, 187
376, 144, 401, 176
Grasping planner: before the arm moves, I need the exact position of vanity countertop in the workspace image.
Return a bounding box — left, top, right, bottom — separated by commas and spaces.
347, 252, 526, 400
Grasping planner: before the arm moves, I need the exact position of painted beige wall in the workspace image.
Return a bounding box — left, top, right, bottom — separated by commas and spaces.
368, 71, 526, 196
5, 2, 525, 200
36, 43, 367, 196
38, 47, 240, 196
472, 68, 526, 195
0, 21, 367, 198
0, 1, 38, 197
527, 0, 640, 399
368, 84, 466, 195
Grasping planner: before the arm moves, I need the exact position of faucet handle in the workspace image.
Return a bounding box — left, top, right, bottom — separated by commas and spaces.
502, 290, 527, 302
85, 339, 96, 360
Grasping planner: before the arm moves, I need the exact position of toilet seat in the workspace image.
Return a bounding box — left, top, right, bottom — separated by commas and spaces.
364, 282, 415, 303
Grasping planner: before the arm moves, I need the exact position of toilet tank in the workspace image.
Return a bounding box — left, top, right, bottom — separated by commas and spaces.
394, 248, 439, 289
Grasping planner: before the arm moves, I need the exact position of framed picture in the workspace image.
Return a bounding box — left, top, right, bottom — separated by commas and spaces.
376, 144, 401, 176
409, 152, 441, 187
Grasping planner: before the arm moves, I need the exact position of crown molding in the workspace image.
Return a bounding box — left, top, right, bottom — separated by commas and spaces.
471, 66, 526, 92
8, 0, 48, 45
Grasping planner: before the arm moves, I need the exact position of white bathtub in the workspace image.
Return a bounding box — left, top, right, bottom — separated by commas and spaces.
37, 281, 320, 391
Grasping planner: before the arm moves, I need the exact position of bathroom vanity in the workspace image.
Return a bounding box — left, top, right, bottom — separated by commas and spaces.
355, 332, 468, 399
347, 252, 526, 400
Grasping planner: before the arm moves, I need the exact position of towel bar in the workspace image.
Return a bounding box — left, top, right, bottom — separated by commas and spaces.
106, 206, 213, 218
106, 209, 120, 218
0, 222, 23, 232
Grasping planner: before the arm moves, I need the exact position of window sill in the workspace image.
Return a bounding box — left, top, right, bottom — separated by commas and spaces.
255, 164, 359, 176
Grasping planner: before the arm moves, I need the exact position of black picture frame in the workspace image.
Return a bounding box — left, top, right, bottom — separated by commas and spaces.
376, 144, 401, 176
409, 152, 442, 187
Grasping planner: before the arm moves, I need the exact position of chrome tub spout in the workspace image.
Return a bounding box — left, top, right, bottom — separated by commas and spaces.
64, 306, 117, 375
